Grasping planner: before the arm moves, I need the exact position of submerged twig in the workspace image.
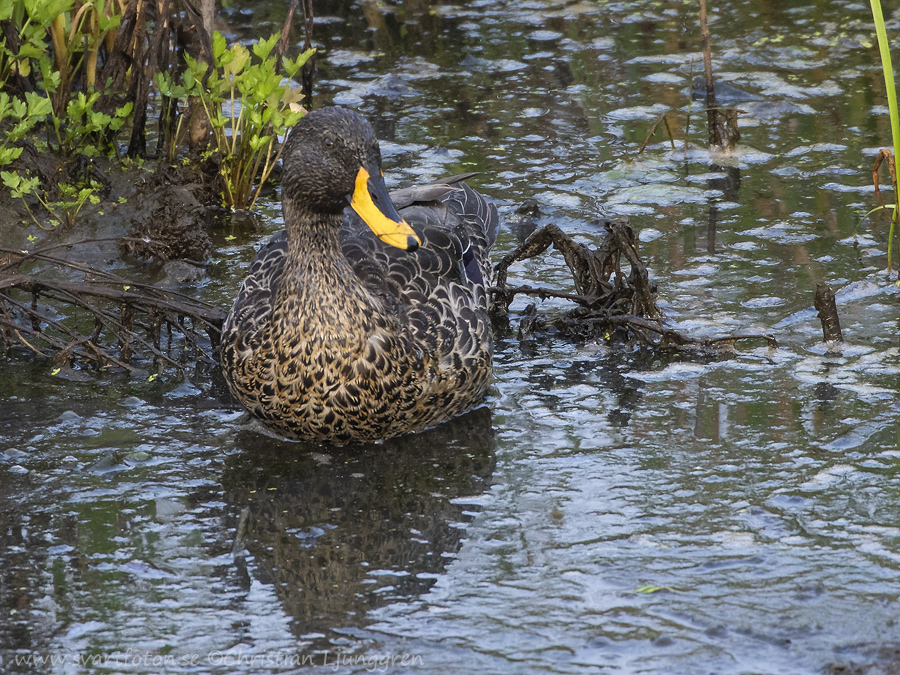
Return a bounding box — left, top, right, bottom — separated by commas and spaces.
699, 0, 722, 147
639, 111, 678, 155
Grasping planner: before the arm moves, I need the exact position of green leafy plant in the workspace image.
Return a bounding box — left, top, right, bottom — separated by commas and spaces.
0, 0, 129, 141
157, 31, 314, 210
14, 0, 124, 117
0, 0, 52, 89
2, 169, 100, 228
53, 89, 133, 154
0, 90, 52, 165
0, 87, 123, 228
0, 1, 132, 230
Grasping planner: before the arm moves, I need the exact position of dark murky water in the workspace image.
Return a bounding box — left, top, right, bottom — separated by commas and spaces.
3, 1, 900, 673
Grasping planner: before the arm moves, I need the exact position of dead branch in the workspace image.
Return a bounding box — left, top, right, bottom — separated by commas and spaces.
0, 241, 225, 372
814, 283, 843, 344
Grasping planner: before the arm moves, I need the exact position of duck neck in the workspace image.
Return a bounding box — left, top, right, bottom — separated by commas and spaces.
284, 203, 345, 263
279, 203, 372, 330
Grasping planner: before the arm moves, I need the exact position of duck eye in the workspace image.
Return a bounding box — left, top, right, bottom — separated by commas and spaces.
324, 137, 334, 149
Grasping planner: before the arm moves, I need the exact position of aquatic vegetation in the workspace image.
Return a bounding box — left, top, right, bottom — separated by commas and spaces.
0, 0, 134, 227
0, 87, 129, 228
0, 90, 50, 165
0, 0, 313, 229
0, 0, 127, 122
156, 32, 314, 210
2, 170, 100, 228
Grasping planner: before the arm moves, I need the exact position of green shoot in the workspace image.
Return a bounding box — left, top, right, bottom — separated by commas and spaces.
869, 0, 900, 275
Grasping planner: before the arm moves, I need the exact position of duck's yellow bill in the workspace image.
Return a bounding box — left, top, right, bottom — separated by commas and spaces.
350, 167, 421, 252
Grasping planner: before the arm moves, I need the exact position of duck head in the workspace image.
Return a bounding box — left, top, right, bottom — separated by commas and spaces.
281, 107, 420, 252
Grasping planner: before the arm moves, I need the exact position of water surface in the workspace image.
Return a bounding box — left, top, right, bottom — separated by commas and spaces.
2, 1, 900, 673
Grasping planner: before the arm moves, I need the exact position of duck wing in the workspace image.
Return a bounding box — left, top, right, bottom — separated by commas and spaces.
220, 229, 288, 355
343, 176, 499, 289
338, 177, 498, 370
391, 174, 499, 287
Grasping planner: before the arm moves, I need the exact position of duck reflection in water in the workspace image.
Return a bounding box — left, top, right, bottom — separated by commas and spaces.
220, 407, 495, 641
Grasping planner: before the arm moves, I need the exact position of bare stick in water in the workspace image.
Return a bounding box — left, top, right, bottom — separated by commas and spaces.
814, 283, 843, 344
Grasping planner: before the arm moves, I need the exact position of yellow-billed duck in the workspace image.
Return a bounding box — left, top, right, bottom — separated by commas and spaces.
220, 107, 499, 443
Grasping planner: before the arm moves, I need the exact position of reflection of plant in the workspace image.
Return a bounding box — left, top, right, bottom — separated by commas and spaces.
157, 32, 315, 210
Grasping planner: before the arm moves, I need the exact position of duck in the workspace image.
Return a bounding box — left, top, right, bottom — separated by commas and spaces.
220, 106, 499, 443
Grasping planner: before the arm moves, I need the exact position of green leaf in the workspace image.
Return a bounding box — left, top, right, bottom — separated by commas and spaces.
1, 170, 22, 190
24, 0, 75, 26
284, 47, 316, 78
252, 33, 279, 62
224, 42, 249, 76
183, 67, 197, 91
246, 108, 263, 128
249, 133, 271, 151
0, 147, 23, 165
212, 31, 227, 60
17, 43, 44, 60
13, 58, 31, 78
155, 72, 173, 96
25, 92, 52, 118
5, 173, 39, 198
96, 6, 121, 32
41, 64, 61, 93
283, 110, 304, 128
0, 0, 15, 21
23, 176, 39, 193
91, 111, 112, 127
